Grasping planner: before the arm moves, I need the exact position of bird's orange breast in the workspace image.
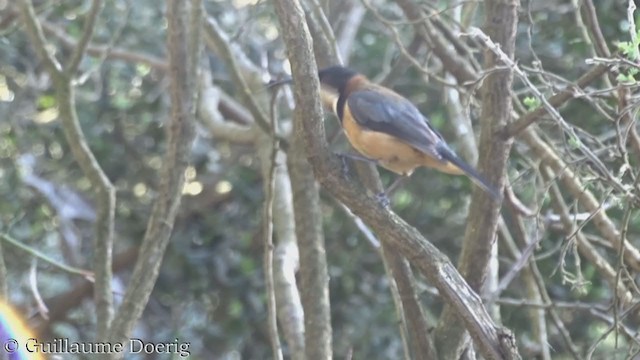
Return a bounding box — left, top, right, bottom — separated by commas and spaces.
342, 102, 465, 176
342, 104, 424, 176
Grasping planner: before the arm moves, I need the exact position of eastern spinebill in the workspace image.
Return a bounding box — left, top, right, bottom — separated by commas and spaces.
270, 66, 500, 199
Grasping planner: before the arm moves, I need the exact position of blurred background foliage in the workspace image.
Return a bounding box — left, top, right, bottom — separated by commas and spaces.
0, 0, 638, 359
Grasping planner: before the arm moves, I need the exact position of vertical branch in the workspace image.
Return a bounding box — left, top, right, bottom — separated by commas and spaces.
18, 0, 115, 339
65, 0, 104, 74
381, 249, 413, 360
274, 0, 520, 358
17, 0, 63, 77
579, 0, 611, 58
263, 98, 283, 360
302, 0, 343, 67
286, 117, 332, 360
201, 18, 306, 357
434, 0, 518, 357
273, 1, 333, 359
352, 160, 436, 360
106, 0, 200, 353
581, 0, 640, 160
335, 2, 365, 62
269, 147, 306, 360
498, 219, 551, 360
304, 3, 434, 357
380, 248, 435, 360
0, 240, 7, 299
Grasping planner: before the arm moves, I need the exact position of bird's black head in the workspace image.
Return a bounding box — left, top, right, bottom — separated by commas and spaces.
318, 66, 358, 94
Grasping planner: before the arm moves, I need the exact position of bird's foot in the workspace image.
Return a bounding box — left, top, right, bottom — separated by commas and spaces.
335, 152, 378, 177
376, 191, 391, 209
336, 151, 378, 165
335, 153, 352, 178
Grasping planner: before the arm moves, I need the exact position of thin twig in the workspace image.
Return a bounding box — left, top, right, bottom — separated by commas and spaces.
263, 79, 284, 360
470, 27, 629, 197
19, 0, 116, 338
106, 0, 200, 352
65, 0, 104, 74
0, 228, 8, 298
17, 0, 63, 77
29, 259, 49, 320
204, 16, 289, 149
612, 174, 640, 347
504, 63, 610, 137
305, 0, 343, 65
41, 20, 168, 70
0, 233, 93, 278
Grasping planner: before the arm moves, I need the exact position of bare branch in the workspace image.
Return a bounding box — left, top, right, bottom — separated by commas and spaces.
503, 64, 610, 137
435, 1, 518, 357
580, 0, 611, 58
107, 0, 200, 352
352, 161, 436, 360
285, 71, 333, 360
542, 166, 634, 305
394, 0, 478, 84
273, 0, 520, 358
0, 233, 93, 278
65, 0, 104, 74
29, 259, 49, 320
19, 0, 116, 339
381, 247, 435, 360
263, 91, 284, 360
335, 2, 365, 62
274, 2, 333, 359
41, 20, 168, 70
522, 128, 640, 271
497, 219, 551, 360
17, 0, 63, 78
303, 0, 343, 67
0, 240, 7, 299
204, 16, 289, 148
199, 79, 256, 143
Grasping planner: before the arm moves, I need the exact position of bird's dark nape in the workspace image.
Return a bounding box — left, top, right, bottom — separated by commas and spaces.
318, 66, 358, 93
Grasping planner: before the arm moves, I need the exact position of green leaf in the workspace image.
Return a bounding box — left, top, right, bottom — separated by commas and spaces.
568, 135, 582, 149
523, 96, 541, 110
136, 64, 152, 77
37, 95, 57, 109
616, 72, 636, 84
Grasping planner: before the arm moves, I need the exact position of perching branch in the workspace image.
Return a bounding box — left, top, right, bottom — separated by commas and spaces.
273, 0, 520, 358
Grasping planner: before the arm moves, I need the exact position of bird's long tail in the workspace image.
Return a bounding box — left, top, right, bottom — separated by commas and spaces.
437, 145, 501, 199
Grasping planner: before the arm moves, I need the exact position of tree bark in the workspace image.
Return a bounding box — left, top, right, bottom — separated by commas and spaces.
434, 0, 519, 358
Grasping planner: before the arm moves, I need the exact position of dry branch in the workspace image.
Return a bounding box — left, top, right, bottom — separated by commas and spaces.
18, 0, 115, 339
106, 0, 200, 355
273, 0, 520, 358
434, 1, 518, 357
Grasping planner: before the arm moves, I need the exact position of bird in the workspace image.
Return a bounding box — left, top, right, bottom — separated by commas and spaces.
270, 66, 500, 199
